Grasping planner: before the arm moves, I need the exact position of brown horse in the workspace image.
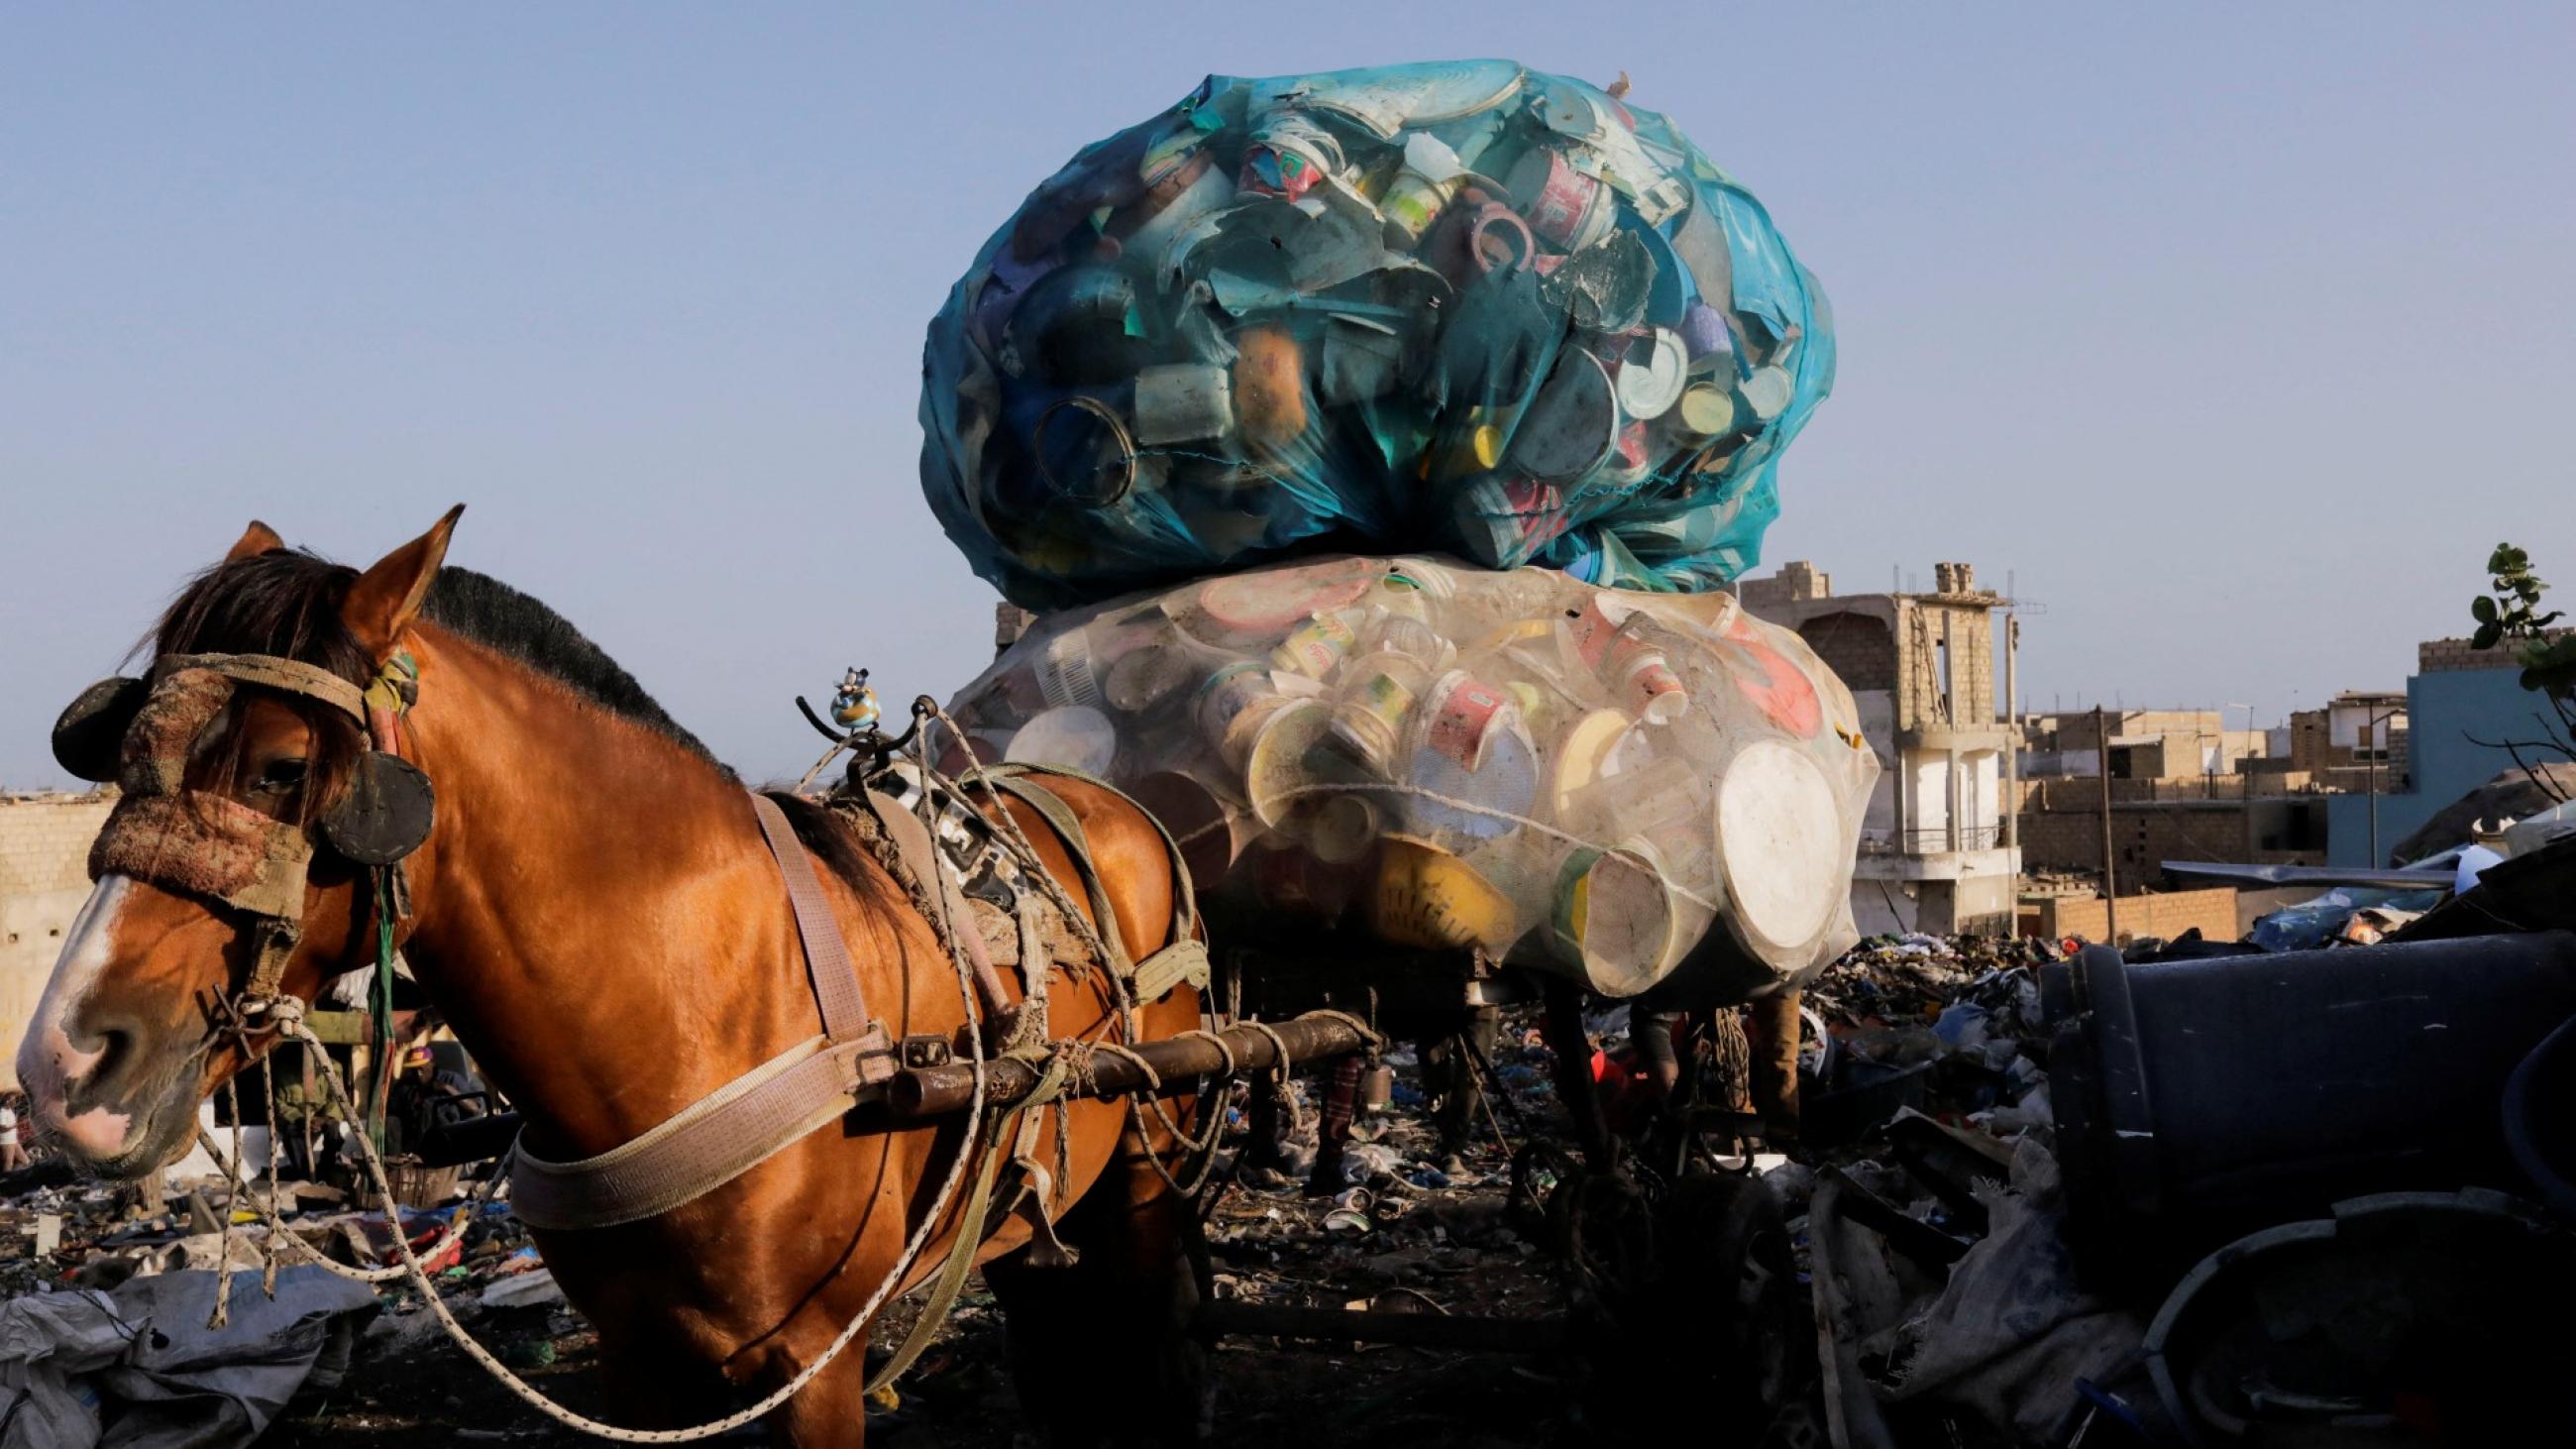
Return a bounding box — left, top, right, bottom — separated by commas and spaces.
16, 510, 1211, 1447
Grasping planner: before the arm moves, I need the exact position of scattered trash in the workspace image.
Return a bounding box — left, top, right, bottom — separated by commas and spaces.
1868, 1138, 2144, 1443
477, 1266, 566, 1312
2, 924, 2569, 1449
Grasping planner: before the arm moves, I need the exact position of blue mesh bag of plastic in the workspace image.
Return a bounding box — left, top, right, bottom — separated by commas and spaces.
919, 60, 1834, 611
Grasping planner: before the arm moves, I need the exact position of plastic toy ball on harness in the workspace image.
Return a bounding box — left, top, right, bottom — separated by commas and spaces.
830, 667, 882, 733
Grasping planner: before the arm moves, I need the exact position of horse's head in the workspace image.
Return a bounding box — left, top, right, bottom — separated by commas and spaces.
19, 509, 462, 1175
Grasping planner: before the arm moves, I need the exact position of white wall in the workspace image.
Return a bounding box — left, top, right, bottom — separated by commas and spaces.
1907, 752, 1950, 844
1962, 749, 2001, 841
1850, 878, 1917, 938
2328, 704, 2402, 751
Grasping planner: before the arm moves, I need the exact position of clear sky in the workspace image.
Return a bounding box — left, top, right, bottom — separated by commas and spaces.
5, 3, 2570, 788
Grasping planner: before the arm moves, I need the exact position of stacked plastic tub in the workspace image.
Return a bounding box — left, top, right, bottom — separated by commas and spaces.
921, 62, 1866, 998
943, 555, 1877, 998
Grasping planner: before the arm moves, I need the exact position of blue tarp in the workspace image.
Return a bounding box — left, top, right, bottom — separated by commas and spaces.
920, 61, 1835, 610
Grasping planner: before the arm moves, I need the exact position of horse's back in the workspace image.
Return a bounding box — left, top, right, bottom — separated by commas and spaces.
973, 771, 1184, 972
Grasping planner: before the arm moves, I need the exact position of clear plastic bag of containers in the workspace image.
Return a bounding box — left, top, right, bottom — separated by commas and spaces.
920, 60, 1835, 612
941, 555, 1877, 997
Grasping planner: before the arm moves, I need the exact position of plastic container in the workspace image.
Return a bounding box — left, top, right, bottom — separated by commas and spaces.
2043, 934, 2576, 1288
2142, 1190, 2575, 1445
947, 555, 1877, 996
919, 62, 1837, 610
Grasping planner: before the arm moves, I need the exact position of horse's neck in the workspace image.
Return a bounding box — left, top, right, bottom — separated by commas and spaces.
392, 629, 814, 1158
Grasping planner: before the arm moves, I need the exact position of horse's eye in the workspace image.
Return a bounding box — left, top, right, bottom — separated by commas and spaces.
254, 759, 309, 794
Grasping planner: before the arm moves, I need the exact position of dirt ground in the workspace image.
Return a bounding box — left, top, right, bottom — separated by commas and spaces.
264, 1285, 1574, 1447
264, 1170, 1579, 1448
257, 1038, 1590, 1448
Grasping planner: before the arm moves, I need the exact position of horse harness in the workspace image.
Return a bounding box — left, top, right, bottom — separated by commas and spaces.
53, 650, 1212, 1247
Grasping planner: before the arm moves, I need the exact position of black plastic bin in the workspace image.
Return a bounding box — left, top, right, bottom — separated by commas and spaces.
2044, 932, 2576, 1290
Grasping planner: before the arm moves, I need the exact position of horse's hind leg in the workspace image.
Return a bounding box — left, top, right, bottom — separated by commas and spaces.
989, 1118, 1212, 1447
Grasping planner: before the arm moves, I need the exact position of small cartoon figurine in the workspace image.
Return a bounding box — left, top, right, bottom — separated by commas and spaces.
830, 667, 882, 734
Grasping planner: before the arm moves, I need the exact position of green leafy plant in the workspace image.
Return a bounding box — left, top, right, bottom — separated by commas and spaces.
2473, 544, 2576, 697
2468, 543, 2574, 800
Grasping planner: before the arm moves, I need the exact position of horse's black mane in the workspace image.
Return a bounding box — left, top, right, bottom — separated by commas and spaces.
421, 567, 717, 762
154, 546, 720, 765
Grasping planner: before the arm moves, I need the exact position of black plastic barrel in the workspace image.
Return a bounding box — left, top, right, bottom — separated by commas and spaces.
2044, 932, 2576, 1290
2141, 1190, 2576, 1444
2504, 1015, 2576, 1218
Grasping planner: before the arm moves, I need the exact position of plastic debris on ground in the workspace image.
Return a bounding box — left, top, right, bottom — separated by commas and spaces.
0, 1265, 377, 1449
946, 553, 1878, 997
920, 60, 1835, 612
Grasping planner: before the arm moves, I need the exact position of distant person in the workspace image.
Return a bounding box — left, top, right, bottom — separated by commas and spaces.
0, 1095, 30, 1171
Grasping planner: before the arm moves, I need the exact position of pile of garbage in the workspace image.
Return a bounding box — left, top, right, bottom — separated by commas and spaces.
920, 60, 1834, 611
0, 1164, 583, 1448
1785, 929, 2576, 1446
945, 553, 1878, 996
1798, 934, 2061, 1149
1212, 1048, 1549, 1280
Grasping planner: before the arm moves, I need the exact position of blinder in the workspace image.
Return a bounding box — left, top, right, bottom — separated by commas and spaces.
52, 676, 150, 785
324, 752, 436, 865
53, 658, 435, 867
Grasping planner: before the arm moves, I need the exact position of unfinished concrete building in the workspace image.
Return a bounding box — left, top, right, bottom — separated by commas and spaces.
1740, 559, 2021, 936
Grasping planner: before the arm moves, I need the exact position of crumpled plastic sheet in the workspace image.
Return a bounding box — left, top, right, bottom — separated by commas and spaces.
2248, 886, 2445, 951
0, 1266, 378, 1449
943, 553, 1877, 998
1870, 1139, 2145, 1442
920, 60, 1835, 611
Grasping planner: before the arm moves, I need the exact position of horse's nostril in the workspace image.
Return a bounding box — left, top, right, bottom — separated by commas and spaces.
72, 1023, 140, 1099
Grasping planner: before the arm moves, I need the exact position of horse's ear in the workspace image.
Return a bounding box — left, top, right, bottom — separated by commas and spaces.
344, 504, 466, 658
224, 520, 285, 562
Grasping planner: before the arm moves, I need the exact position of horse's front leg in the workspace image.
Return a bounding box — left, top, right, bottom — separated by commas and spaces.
590, 1330, 738, 1439
766, 1341, 871, 1449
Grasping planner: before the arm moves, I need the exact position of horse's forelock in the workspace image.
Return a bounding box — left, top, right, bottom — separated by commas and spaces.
152, 549, 372, 678
147, 549, 372, 826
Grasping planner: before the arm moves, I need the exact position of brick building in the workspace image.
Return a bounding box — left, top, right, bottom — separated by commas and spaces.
1739, 560, 2021, 936
2014, 704, 2329, 892
1, 791, 115, 1091
2283, 690, 2410, 797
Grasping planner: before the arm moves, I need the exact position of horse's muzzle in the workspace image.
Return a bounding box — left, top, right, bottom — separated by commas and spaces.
23, 1019, 207, 1178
